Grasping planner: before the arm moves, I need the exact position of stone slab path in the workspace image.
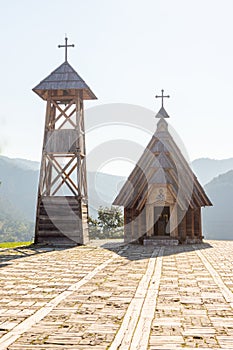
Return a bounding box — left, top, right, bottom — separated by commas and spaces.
0, 240, 233, 349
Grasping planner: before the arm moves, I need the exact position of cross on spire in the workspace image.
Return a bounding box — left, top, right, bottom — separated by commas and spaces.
155, 89, 170, 108
58, 36, 75, 62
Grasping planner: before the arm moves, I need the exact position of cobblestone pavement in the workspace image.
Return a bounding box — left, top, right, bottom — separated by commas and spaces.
0, 240, 233, 349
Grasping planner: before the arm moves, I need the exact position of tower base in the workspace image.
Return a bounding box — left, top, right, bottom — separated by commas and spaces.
35, 196, 89, 246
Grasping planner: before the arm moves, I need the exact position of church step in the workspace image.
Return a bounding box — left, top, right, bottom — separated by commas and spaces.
36, 235, 79, 246
143, 238, 179, 246
38, 216, 81, 227
38, 197, 84, 216
37, 230, 81, 237
41, 196, 83, 204
36, 231, 82, 246
38, 215, 82, 222
39, 206, 81, 216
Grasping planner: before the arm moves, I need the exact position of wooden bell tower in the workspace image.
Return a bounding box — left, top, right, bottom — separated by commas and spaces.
33, 37, 97, 246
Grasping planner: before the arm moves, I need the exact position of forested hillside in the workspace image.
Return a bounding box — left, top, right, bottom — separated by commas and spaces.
0, 195, 34, 242
203, 170, 233, 240
0, 155, 232, 241
0, 156, 124, 241
0, 156, 38, 241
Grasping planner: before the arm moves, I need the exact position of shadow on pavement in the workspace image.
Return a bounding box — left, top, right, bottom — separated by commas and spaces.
0, 244, 72, 268
0, 240, 214, 267
98, 240, 213, 261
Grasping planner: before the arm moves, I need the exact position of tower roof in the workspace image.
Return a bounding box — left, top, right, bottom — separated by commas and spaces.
33, 61, 97, 100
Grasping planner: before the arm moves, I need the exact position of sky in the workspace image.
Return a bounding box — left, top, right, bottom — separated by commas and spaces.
0, 0, 233, 176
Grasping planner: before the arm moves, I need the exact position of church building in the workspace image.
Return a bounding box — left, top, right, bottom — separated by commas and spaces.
113, 91, 212, 245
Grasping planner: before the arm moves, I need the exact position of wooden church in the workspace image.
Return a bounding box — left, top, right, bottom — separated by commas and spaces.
33, 37, 96, 246
113, 91, 212, 245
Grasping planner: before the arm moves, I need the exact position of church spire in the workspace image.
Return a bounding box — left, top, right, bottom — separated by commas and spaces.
155, 89, 170, 119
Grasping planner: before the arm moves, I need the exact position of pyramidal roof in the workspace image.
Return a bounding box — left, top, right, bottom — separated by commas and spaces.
155, 106, 170, 119
113, 112, 212, 210
33, 61, 97, 100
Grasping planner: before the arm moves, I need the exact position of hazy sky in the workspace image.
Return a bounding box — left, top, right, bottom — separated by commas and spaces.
0, 0, 233, 175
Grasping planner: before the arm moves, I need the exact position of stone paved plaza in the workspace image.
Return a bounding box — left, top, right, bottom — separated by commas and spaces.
0, 240, 233, 349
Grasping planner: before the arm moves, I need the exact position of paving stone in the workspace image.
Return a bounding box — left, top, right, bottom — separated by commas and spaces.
0, 240, 233, 349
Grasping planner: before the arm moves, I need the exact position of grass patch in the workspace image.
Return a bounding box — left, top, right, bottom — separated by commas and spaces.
0, 241, 33, 248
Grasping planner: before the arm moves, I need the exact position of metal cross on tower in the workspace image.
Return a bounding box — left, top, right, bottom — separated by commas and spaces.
155, 89, 170, 108
58, 36, 75, 62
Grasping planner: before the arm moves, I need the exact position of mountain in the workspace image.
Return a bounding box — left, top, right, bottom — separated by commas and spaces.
191, 157, 233, 185
0, 157, 39, 221
87, 171, 126, 217
0, 155, 233, 241
0, 155, 40, 171
203, 170, 233, 240
0, 156, 125, 221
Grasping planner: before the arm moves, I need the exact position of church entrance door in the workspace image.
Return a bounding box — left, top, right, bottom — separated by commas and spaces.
154, 206, 170, 236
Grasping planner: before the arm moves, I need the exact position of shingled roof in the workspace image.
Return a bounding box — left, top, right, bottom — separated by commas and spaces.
113, 117, 212, 211
33, 61, 97, 100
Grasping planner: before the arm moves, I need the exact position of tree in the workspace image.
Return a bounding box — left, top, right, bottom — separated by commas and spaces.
88, 206, 124, 239
88, 216, 102, 239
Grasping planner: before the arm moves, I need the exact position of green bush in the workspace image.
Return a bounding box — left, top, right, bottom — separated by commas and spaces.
88, 206, 124, 239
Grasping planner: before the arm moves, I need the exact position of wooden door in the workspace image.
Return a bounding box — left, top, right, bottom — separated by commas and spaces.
154, 206, 170, 236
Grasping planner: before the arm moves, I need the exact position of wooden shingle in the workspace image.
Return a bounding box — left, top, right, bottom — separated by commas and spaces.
33, 61, 97, 100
